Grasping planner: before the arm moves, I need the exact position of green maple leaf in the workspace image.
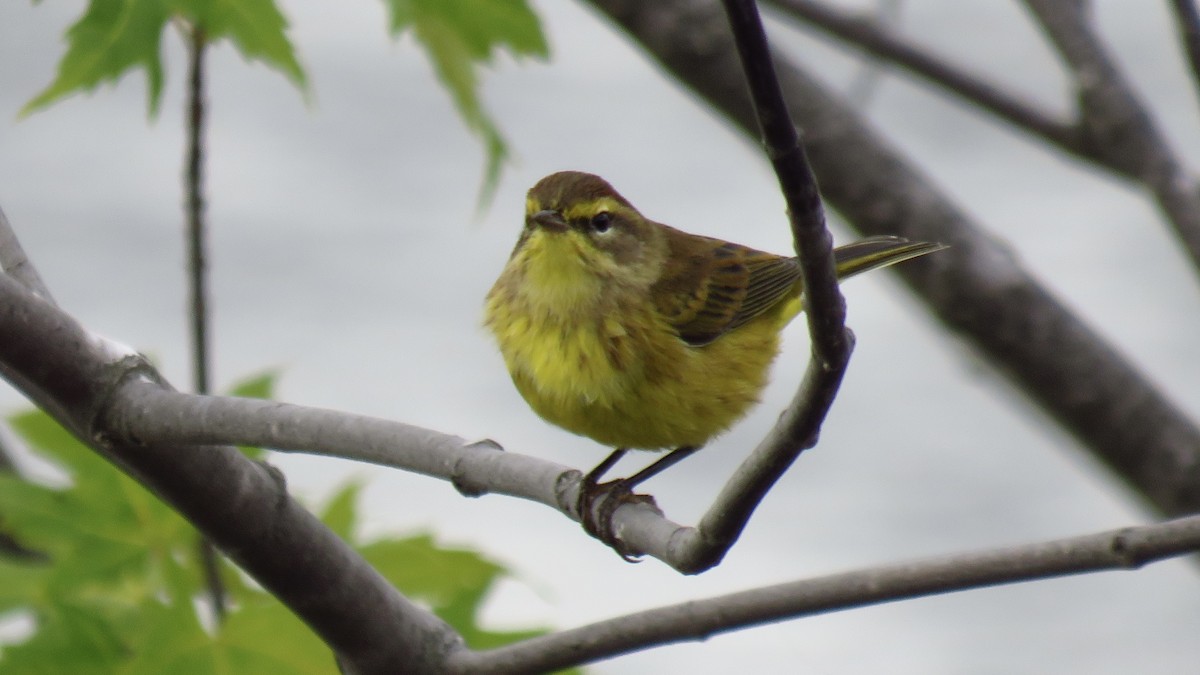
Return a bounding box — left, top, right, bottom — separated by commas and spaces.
382, 0, 549, 206
23, 0, 306, 118
23, 0, 171, 116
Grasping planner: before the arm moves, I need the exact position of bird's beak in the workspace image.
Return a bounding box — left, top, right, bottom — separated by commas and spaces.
529, 209, 568, 233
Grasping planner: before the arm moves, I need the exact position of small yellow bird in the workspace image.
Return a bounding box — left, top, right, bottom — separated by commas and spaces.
485, 171, 943, 545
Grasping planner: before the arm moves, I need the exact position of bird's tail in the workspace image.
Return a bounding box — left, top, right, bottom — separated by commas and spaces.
833, 236, 947, 280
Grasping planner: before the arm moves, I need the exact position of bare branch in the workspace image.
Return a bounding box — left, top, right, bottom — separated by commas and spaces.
183, 23, 211, 397
445, 515, 1200, 674
180, 20, 227, 625
1024, 0, 1200, 273
107, 384, 570, 507
689, 342, 852, 569
1170, 0, 1200, 109
764, 0, 1200, 275
103, 374, 716, 572
621, 0, 856, 573
0, 205, 55, 303
765, 0, 1081, 149
586, 0, 1200, 516
722, 0, 849, 365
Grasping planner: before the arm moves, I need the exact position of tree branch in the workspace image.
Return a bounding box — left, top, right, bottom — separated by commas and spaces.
722, 0, 848, 365
101, 374, 716, 572
764, 0, 1200, 276
445, 514, 1200, 674
0, 204, 54, 303
764, 0, 1082, 149
183, 27, 211, 394
181, 20, 227, 625
1170, 0, 1200, 110
617, 0, 857, 573
586, 0, 1200, 517
1021, 0, 1200, 272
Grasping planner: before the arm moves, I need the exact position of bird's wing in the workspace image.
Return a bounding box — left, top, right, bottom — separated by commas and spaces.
653, 231, 801, 347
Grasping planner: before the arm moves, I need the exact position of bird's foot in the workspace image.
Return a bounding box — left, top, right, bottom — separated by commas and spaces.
577, 477, 655, 562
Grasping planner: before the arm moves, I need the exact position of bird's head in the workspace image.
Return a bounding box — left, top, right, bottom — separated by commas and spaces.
512, 171, 666, 292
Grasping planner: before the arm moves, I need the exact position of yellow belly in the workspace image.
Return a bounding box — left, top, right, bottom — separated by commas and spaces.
485, 290, 790, 450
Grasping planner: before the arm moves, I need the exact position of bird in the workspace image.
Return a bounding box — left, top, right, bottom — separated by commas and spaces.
484, 170, 944, 555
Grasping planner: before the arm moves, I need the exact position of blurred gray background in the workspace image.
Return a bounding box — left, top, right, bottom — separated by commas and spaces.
2, 1, 1198, 672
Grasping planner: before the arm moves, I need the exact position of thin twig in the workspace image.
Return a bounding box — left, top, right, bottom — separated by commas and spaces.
183, 22, 227, 624
693, 336, 853, 566
1170, 0, 1200, 111
0, 205, 55, 304
185, 25, 211, 396
641, 0, 858, 573
445, 514, 1200, 674
722, 0, 848, 365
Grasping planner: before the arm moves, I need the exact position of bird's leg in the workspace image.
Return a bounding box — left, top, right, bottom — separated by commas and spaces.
580, 447, 628, 490
619, 445, 699, 489
577, 446, 699, 561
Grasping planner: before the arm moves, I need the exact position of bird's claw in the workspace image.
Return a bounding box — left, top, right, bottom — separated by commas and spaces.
577, 478, 655, 562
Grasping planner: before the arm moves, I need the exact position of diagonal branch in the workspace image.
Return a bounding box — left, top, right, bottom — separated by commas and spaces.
722, 0, 848, 365
181, 20, 227, 626
1021, 0, 1200, 273
633, 0, 857, 572
1170, 0, 1200, 110
764, 0, 1082, 149
445, 514, 1200, 674
0, 204, 55, 303
766, 0, 1200, 276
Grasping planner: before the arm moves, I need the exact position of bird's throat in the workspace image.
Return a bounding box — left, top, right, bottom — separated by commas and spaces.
518, 232, 608, 314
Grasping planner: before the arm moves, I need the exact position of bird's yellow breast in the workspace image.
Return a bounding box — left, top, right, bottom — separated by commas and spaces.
485, 233, 792, 450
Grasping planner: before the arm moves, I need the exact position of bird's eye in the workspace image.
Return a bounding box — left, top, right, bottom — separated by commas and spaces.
590, 212, 613, 233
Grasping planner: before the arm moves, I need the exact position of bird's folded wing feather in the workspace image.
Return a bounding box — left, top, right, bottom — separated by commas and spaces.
652, 233, 801, 347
